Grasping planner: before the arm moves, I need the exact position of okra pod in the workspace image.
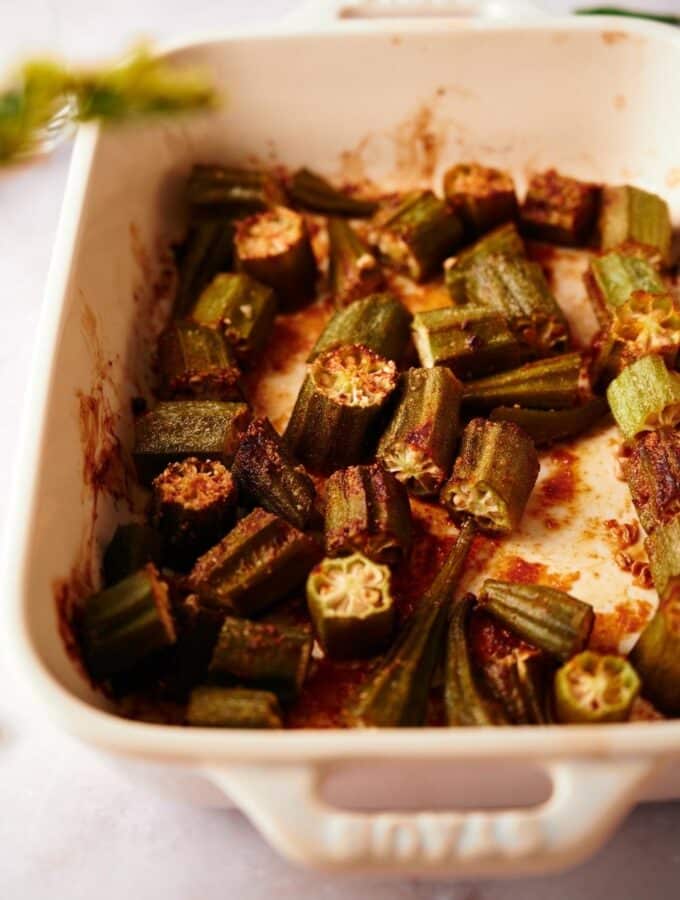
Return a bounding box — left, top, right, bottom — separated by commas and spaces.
412, 307, 521, 379
554, 651, 640, 724
328, 217, 384, 307
306, 553, 395, 659
375, 190, 464, 282
442, 162, 518, 237
489, 397, 609, 446
584, 251, 667, 326
186, 164, 285, 221
289, 167, 378, 217
606, 354, 680, 441
133, 400, 251, 484
610, 290, 680, 370
234, 206, 317, 311
190, 272, 278, 365
520, 169, 600, 246
189, 507, 321, 617
173, 222, 235, 318
284, 343, 398, 473
444, 222, 526, 303
630, 600, 680, 715
231, 416, 316, 530
645, 514, 680, 608
186, 685, 282, 728
324, 462, 412, 564
351, 518, 476, 727
208, 616, 312, 700
440, 418, 539, 534
462, 352, 587, 411
151, 458, 238, 569
599, 184, 672, 269
625, 428, 680, 534
80, 564, 176, 679
157, 321, 241, 401
376, 367, 462, 497
482, 651, 550, 725
101, 523, 161, 586
308, 292, 412, 364
479, 579, 595, 662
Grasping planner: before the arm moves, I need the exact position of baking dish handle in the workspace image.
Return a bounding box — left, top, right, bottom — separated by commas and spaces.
209, 758, 653, 874
285, 0, 547, 27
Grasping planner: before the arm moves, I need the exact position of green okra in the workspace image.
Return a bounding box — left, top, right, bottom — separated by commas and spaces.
463, 352, 587, 411
133, 400, 251, 484
231, 416, 316, 531
645, 514, 680, 608
479, 579, 595, 663
174, 221, 235, 317
306, 553, 395, 659
376, 367, 462, 497
440, 418, 539, 534
328, 217, 384, 307
157, 321, 241, 401
442, 162, 518, 237
482, 650, 551, 725
610, 290, 680, 370
289, 167, 378, 217
284, 343, 398, 473
308, 292, 412, 364
190, 272, 278, 365
489, 398, 609, 446
350, 518, 476, 727
599, 184, 672, 269
186, 686, 282, 728
375, 190, 464, 282
324, 462, 412, 564
584, 251, 667, 326
80, 564, 176, 680
101, 523, 161, 586
606, 354, 680, 441
554, 651, 640, 724
169, 594, 225, 696
412, 307, 521, 380
630, 599, 680, 715
208, 616, 312, 700
626, 429, 680, 534
235, 206, 317, 311
189, 507, 322, 617
186, 164, 285, 221
444, 222, 526, 303
519, 169, 600, 247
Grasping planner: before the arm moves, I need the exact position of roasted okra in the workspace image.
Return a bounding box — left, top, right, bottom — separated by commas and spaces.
598, 184, 672, 269
442, 162, 517, 236
520, 169, 599, 246
308, 292, 411, 363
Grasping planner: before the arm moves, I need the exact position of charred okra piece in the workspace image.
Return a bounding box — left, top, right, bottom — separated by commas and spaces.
324, 462, 412, 564
520, 169, 600, 246
151, 458, 238, 569
328, 218, 384, 307
235, 206, 317, 310
554, 651, 640, 724
174, 222, 235, 317
584, 251, 667, 326
190, 272, 278, 365
231, 417, 316, 530
208, 616, 312, 700
610, 290, 680, 371
479, 579, 594, 662
308, 292, 411, 364
80, 564, 176, 679
186, 686, 282, 728
350, 518, 476, 727
442, 162, 518, 236
489, 398, 608, 446
445, 222, 526, 303
375, 190, 464, 282
376, 367, 461, 497
599, 184, 672, 269
133, 400, 251, 484
289, 168, 378, 217
625, 429, 680, 534
412, 307, 521, 380
482, 650, 550, 725
157, 321, 241, 401
189, 507, 321, 617
645, 514, 680, 608
285, 344, 398, 473
306, 553, 395, 659
463, 352, 587, 411
101, 523, 161, 586
606, 354, 680, 441
186, 164, 285, 221
445, 594, 507, 726
631, 599, 680, 715
440, 418, 539, 534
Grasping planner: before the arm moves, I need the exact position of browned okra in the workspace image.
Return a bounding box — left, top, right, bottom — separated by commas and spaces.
157, 321, 241, 401
324, 462, 412, 564
376, 367, 462, 497
440, 418, 539, 534
189, 508, 321, 617
442, 162, 518, 236
284, 343, 398, 473
482, 650, 551, 725
186, 164, 285, 221
231, 417, 316, 530
599, 184, 672, 269
463, 352, 588, 411
584, 251, 667, 327
520, 169, 600, 246
645, 513, 680, 609
610, 290, 680, 371
102, 523, 162, 586
625, 428, 680, 534
289, 168, 378, 217
489, 398, 609, 446
445, 222, 526, 303
173, 221, 235, 317
328, 217, 384, 307
186, 686, 283, 728
630, 598, 680, 715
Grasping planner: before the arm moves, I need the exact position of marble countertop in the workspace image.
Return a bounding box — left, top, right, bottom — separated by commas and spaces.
2, 2, 680, 896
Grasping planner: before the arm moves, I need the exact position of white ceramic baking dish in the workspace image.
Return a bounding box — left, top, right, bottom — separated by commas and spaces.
6, 0, 680, 878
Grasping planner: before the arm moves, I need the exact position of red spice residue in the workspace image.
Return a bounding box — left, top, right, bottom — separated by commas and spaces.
589, 599, 654, 654
494, 554, 579, 593
286, 658, 372, 729
538, 448, 578, 507
469, 611, 529, 667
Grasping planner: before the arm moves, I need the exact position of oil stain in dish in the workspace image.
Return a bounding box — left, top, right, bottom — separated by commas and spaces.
493, 554, 579, 593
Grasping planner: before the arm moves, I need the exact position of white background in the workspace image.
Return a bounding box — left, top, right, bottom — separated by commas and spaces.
2, 1, 680, 897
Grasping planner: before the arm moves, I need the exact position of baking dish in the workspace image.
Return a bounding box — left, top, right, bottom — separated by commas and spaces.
6, 0, 680, 877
